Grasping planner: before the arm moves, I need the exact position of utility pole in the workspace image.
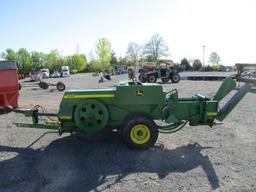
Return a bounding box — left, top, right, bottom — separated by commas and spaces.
202, 45, 205, 66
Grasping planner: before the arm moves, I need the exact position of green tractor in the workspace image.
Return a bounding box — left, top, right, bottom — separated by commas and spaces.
138, 60, 180, 83
10, 77, 251, 150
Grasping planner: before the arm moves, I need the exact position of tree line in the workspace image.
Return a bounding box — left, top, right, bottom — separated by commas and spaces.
1, 33, 222, 75
1, 48, 87, 75
180, 52, 222, 71
88, 34, 170, 72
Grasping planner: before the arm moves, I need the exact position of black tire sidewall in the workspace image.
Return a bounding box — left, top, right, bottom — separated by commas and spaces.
122, 115, 159, 150
148, 75, 157, 83
139, 74, 147, 83
57, 82, 65, 91
39, 82, 49, 89
171, 74, 180, 83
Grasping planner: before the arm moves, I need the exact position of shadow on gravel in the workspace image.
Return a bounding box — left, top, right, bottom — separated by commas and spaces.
0, 133, 219, 191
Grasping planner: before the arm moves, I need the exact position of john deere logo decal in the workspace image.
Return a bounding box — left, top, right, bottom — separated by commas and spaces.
136, 89, 144, 96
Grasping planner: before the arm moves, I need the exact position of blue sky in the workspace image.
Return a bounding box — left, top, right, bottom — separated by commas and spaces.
1, 0, 256, 65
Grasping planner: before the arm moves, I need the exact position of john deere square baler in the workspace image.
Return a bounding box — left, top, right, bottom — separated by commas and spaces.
9, 77, 250, 150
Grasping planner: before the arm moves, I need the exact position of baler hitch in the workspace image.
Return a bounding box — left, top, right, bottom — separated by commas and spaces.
6, 105, 59, 130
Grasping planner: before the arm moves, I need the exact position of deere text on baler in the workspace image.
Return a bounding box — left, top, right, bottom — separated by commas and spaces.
9, 77, 251, 150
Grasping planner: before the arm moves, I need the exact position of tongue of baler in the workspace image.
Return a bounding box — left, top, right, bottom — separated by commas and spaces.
211, 77, 251, 121
163, 77, 251, 129
216, 80, 251, 121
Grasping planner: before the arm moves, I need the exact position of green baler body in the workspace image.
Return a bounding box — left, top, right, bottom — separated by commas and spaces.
11, 77, 251, 149
58, 83, 167, 133
13, 77, 250, 136
57, 80, 222, 134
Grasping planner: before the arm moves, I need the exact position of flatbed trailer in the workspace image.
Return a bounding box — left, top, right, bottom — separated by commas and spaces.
185, 75, 231, 81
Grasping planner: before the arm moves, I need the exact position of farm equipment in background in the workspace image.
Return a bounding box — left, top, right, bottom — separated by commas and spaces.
0, 61, 19, 114
38, 81, 66, 91
7, 77, 251, 150
0, 60, 66, 115
19, 80, 66, 91
235, 63, 256, 87
138, 60, 180, 83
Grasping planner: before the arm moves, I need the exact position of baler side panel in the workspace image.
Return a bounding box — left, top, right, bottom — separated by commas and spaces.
113, 85, 166, 105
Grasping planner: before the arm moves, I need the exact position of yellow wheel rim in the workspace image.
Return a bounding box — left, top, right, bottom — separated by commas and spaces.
130, 124, 150, 144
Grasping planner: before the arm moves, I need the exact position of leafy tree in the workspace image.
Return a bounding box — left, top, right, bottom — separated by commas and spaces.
2, 48, 17, 61
17, 48, 32, 75
119, 56, 133, 67
38, 52, 47, 67
193, 59, 202, 71
145, 55, 155, 62
110, 51, 118, 65
187, 57, 195, 67
143, 34, 169, 61
46, 50, 61, 72
95, 38, 112, 71
126, 42, 141, 65
209, 52, 221, 65
89, 59, 101, 72
31, 51, 43, 71
70, 54, 87, 71
31, 51, 40, 64
181, 58, 192, 70
201, 65, 213, 71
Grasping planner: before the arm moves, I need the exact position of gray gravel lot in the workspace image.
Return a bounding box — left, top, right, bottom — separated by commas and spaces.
0, 72, 255, 192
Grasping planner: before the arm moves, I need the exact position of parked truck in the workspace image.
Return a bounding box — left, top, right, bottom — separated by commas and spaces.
61, 66, 70, 77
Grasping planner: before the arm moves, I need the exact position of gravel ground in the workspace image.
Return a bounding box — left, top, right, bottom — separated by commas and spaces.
0, 72, 255, 192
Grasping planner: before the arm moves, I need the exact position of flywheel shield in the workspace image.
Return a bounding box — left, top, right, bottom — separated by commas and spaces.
74, 99, 109, 133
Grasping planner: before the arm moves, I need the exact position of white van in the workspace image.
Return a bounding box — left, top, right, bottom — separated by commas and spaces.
61, 66, 70, 77
40, 68, 50, 78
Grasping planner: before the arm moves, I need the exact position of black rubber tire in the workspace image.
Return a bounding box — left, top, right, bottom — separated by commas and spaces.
56, 82, 65, 91
122, 115, 159, 150
39, 81, 49, 89
171, 74, 180, 83
147, 75, 157, 83
161, 77, 169, 83
138, 74, 147, 83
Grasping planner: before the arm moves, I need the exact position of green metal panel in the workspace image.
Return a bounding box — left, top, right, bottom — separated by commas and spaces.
169, 100, 202, 121
58, 88, 116, 121
214, 77, 236, 101
217, 83, 250, 121
58, 82, 166, 133
113, 83, 165, 105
